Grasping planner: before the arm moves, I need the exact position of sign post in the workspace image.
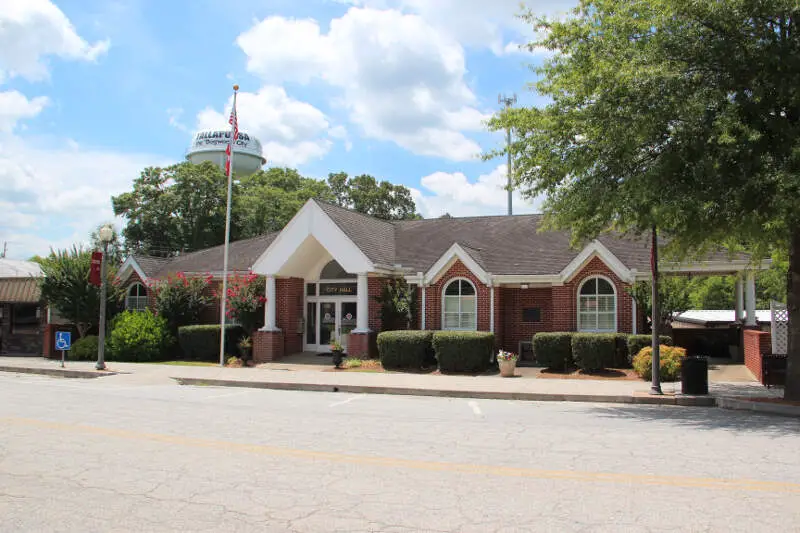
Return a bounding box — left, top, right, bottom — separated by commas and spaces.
55, 331, 71, 368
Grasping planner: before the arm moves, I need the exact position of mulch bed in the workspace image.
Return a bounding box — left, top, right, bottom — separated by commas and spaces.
537, 368, 642, 381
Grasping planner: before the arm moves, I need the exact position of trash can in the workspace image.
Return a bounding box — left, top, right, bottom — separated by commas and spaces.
681, 356, 708, 395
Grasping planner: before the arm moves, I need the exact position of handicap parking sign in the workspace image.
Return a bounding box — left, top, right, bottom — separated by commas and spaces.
55, 331, 71, 351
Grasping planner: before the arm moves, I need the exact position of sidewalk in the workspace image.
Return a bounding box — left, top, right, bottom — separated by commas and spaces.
0, 357, 791, 414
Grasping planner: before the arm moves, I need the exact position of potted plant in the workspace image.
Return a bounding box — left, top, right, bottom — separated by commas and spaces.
496, 350, 519, 377
330, 338, 344, 368
238, 336, 252, 365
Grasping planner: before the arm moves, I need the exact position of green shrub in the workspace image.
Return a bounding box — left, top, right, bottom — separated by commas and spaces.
71, 335, 101, 361
377, 330, 433, 370
107, 310, 174, 362
571, 333, 618, 372
432, 331, 494, 373
178, 324, 245, 361
150, 273, 212, 333
613, 334, 631, 368
627, 335, 673, 363
633, 345, 686, 381
532, 333, 574, 370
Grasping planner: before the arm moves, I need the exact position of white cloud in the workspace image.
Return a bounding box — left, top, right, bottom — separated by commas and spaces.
166, 107, 189, 133
411, 164, 544, 218
236, 8, 489, 161
0, 90, 49, 132
196, 86, 337, 166
0, 0, 109, 82
0, 134, 164, 260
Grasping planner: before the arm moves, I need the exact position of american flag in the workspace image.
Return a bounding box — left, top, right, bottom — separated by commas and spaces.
225, 100, 238, 176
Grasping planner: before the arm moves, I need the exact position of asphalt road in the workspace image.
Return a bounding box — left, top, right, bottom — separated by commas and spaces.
1, 372, 799, 532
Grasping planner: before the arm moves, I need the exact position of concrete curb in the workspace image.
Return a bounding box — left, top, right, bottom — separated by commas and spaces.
0, 365, 114, 379
716, 396, 800, 418
172, 377, 717, 407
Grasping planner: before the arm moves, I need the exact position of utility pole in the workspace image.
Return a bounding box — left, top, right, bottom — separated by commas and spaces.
498, 93, 517, 216
1, 242, 6, 258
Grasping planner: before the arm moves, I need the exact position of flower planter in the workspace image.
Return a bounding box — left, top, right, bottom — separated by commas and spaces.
332, 349, 344, 369
498, 359, 517, 377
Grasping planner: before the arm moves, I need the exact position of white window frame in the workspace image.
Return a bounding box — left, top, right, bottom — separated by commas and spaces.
126, 283, 149, 312
577, 275, 617, 333
441, 278, 477, 331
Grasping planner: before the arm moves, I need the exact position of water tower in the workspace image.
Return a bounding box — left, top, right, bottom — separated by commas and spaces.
186, 129, 266, 175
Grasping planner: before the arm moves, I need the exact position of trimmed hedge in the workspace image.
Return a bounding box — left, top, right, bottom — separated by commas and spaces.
571, 333, 617, 372
627, 335, 672, 363
107, 310, 173, 362
432, 331, 494, 373
70, 335, 101, 361
633, 345, 686, 381
177, 324, 245, 361
377, 330, 433, 370
532, 333, 574, 370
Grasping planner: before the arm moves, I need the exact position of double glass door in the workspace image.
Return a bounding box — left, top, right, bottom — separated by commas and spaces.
306, 300, 357, 352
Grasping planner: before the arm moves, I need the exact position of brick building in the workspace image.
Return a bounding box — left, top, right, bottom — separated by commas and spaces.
118, 199, 758, 363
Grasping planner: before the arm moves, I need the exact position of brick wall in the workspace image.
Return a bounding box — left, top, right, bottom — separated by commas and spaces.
501, 287, 553, 352
276, 277, 304, 355
423, 260, 491, 332
368, 276, 388, 332
253, 330, 284, 363
744, 329, 771, 381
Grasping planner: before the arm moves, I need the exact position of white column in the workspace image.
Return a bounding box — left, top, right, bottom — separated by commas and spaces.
488, 275, 495, 333
745, 271, 757, 326
262, 276, 279, 331
355, 273, 370, 332
631, 296, 637, 335
419, 273, 427, 330
735, 277, 744, 322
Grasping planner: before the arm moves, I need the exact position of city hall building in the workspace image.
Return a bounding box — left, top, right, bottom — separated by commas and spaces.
118, 199, 759, 363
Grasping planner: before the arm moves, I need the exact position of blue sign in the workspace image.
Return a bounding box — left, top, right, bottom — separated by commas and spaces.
55, 331, 71, 351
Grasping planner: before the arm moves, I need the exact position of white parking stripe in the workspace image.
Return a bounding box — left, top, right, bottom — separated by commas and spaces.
205, 390, 252, 400
468, 400, 482, 417
329, 395, 362, 408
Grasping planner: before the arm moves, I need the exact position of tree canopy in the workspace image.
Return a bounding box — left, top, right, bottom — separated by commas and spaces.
112, 163, 420, 256
490, 1, 800, 398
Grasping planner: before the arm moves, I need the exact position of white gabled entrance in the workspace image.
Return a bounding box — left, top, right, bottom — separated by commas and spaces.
303, 260, 360, 353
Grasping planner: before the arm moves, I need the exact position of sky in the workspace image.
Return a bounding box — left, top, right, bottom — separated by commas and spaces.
0, 0, 576, 261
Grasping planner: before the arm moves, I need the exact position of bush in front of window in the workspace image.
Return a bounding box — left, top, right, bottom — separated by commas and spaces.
532, 333, 574, 370
107, 310, 174, 362
432, 331, 494, 373
377, 330, 433, 370
178, 324, 245, 361
627, 335, 672, 364
633, 345, 686, 381
571, 333, 618, 372
69, 335, 108, 361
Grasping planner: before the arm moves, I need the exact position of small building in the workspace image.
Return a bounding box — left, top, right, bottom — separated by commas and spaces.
118, 199, 764, 363
671, 309, 771, 359
0, 259, 45, 355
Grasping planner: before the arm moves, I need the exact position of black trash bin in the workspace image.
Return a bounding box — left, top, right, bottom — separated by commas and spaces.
681, 356, 708, 395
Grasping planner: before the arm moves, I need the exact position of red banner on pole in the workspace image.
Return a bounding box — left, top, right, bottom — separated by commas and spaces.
89, 251, 102, 286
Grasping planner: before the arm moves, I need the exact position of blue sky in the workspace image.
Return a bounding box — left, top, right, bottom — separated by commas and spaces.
0, 0, 574, 260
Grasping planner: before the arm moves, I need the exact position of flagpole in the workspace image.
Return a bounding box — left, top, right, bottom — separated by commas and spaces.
219, 84, 239, 367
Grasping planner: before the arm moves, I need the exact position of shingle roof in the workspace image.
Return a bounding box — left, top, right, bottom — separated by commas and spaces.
0, 278, 41, 303
316, 201, 396, 266
152, 233, 278, 277
131, 255, 171, 278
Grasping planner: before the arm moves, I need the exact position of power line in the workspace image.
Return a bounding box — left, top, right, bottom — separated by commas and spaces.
498, 93, 517, 216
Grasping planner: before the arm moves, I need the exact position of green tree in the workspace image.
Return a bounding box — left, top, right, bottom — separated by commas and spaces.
328, 172, 421, 220
628, 277, 691, 332
374, 277, 419, 331
149, 272, 213, 333
37, 246, 123, 338
687, 277, 735, 310
112, 161, 229, 256
489, 1, 800, 398
236, 167, 333, 236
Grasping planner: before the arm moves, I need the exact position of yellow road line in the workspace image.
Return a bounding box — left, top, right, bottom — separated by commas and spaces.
3, 416, 799, 494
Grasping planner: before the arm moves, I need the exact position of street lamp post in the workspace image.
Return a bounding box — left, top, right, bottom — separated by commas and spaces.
96, 225, 114, 370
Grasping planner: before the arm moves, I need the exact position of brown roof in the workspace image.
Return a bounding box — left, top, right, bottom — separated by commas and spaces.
152, 233, 279, 277
131, 255, 171, 278
0, 278, 41, 303
316, 201, 396, 266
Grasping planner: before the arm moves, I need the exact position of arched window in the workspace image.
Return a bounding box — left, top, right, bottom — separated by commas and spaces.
442, 279, 477, 330
578, 277, 616, 332
126, 283, 148, 312
319, 260, 355, 280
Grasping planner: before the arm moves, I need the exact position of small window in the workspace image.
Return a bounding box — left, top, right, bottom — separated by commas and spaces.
306, 283, 317, 296
319, 260, 356, 280
442, 279, 477, 330
522, 307, 541, 323
126, 283, 148, 312
12, 304, 39, 333
578, 277, 616, 332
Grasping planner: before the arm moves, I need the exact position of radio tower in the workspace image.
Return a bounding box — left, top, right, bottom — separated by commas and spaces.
498, 94, 517, 215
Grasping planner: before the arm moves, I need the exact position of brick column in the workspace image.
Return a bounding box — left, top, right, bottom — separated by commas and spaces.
347, 332, 375, 359
253, 330, 284, 363
743, 329, 771, 381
